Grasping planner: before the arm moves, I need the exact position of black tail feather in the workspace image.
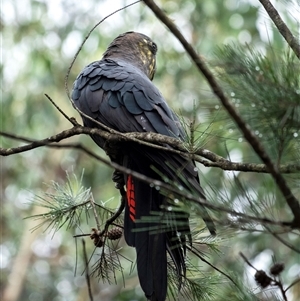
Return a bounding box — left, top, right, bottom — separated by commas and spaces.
122, 145, 215, 300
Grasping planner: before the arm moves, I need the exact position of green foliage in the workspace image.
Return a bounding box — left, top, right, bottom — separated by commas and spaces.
27, 172, 127, 288
26, 172, 230, 301
26, 171, 92, 233
214, 45, 300, 163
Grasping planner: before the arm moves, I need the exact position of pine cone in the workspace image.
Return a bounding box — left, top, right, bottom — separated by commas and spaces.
255, 270, 272, 288
107, 228, 123, 240
270, 263, 285, 276
90, 228, 104, 248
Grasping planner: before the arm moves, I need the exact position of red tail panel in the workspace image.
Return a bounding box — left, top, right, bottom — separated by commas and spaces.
126, 175, 136, 222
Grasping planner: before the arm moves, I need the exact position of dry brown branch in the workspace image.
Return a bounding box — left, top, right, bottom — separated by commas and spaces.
142, 0, 300, 228
1, 128, 299, 174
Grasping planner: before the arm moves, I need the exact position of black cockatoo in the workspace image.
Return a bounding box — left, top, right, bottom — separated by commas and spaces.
72, 31, 215, 301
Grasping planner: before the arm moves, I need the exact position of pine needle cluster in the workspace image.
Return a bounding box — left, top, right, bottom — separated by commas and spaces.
27, 172, 92, 233
214, 45, 300, 164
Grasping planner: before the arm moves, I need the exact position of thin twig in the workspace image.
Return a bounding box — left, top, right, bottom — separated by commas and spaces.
265, 225, 300, 253
44, 94, 78, 126
142, 0, 300, 229
89, 195, 101, 231
239, 252, 258, 271
64, 1, 144, 142
284, 277, 300, 293
74, 234, 90, 238
188, 245, 237, 286
274, 279, 288, 301
258, 0, 300, 59
82, 239, 94, 301
65, 0, 141, 99
240, 252, 289, 301
99, 187, 126, 237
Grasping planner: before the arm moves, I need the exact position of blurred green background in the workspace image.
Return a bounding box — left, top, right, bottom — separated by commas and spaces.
1, 0, 299, 300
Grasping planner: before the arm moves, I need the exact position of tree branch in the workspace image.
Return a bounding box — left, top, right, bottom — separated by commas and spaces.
258, 0, 300, 60
142, 0, 300, 228
1, 128, 300, 174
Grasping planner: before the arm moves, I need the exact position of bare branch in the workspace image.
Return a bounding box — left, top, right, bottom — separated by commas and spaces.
258, 0, 300, 59
188, 245, 238, 286
44, 94, 78, 126
1, 128, 299, 174
239, 252, 258, 271
284, 277, 300, 293
142, 0, 300, 228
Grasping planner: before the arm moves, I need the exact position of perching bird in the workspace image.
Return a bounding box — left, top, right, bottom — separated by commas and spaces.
72, 31, 215, 301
